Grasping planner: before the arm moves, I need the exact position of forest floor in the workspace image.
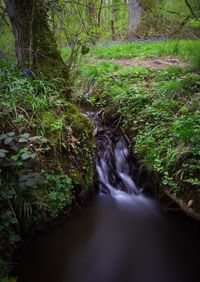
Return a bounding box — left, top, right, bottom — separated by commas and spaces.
91, 57, 187, 69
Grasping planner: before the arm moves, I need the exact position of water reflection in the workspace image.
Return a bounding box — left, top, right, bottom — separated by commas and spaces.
65, 194, 180, 282
18, 113, 200, 282
18, 194, 200, 282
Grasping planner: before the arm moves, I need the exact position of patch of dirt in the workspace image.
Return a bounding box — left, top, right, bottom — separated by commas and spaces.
92, 57, 187, 68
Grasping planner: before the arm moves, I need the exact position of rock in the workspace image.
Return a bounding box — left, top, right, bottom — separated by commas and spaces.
187, 199, 193, 208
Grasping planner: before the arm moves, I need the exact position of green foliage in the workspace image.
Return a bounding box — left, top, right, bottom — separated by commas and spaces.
134, 0, 200, 38
187, 43, 200, 70
44, 174, 73, 217
0, 60, 94, 280
89, 39, 200, 63
0, 23, 14, 58
0, 130, 48, 278
78, 55, 200, 194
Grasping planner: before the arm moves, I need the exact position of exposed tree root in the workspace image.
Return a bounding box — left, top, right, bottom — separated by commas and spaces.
164, 189, 200, 221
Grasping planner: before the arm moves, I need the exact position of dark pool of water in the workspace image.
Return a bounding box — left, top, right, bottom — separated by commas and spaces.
18, 112, 200, 282
17, 193, 200, 282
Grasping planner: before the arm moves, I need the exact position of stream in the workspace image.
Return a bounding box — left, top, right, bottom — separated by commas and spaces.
18, 112, 200, 282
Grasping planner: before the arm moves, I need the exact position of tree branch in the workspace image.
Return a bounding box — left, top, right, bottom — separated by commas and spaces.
184, 0, 195, 17
156, 7, 187, 17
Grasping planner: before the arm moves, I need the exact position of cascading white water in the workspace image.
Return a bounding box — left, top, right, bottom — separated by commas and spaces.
92, 111, 154, 210
97, 136, 138, 195
62, 112, 185, 282
18, 111, 200, 282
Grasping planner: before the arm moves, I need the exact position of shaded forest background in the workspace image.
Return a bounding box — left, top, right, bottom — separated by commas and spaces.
1, 0, 200, 59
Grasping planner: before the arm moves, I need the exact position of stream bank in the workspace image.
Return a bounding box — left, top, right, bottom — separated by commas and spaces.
75, 58, 200, 220
0, 61, 95, 280
86, 108, 200, 221
16, 110, 200, 282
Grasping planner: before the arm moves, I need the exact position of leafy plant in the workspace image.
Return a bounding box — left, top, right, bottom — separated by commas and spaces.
44, 174, 73, 217
78, 56, 200, 196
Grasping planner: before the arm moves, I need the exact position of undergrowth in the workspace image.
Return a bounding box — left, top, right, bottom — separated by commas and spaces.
0, 60, 94, 280
77, 60, 200, 202
88, 39, 200, 69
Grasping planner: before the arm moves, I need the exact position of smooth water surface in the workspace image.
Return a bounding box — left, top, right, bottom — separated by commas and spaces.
18, 112, 200, 282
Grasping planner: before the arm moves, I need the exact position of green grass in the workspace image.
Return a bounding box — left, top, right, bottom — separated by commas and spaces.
60, 47, 71, 63
89, 39, 200, 61
77, 60, 200, 195
61, 39, 200, 70
0, 59, 94, 280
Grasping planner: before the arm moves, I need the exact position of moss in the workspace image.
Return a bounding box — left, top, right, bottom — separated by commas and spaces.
39, 100, 94, 192
69, 112, 94, 193
0, 61, 95, 280
40, 111, 62, 144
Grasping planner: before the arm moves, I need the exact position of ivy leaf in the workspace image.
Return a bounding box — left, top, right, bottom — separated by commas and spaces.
21, 152, 30, 160
0, 149, 8, 158
21, 151, 35, 160
20, 133, 30, 139
19, 133, 30, 143
0, 133, 7, 140
28, 136, 48, 143
7, 132, 15, 137
25, 178, 36, 187
19, 172, 43, 188
19, 175, 29, 182
4, 137, 13, 145
28, 136, 41, 142
18, 137, 28, 143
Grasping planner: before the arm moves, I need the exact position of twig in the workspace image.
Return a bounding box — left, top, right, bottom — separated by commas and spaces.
184, 0, 195, 17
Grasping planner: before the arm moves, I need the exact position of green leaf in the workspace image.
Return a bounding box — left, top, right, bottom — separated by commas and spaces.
20, 133, 30, 139
25, 179, 36, 187
18, 137, 28, 143
7, 132, 15, 137
28, 136, 48, 143
19, 175, 29, 181
0, 133, 7, 140
21, 152, 32, 160
4, 137, 13, 145
11, 155, 19, 161
0, 149, 8, 158
28, 136, 41, 142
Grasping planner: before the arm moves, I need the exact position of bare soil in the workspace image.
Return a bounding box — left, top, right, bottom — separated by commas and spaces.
92, 57, 187, 68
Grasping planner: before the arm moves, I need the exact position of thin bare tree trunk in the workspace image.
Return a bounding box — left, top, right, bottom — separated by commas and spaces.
128, 0, 142, 34
86, 1, 96, 25
98, 0, 103, 27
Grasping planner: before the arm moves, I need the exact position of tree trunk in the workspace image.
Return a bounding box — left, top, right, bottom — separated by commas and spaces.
111, 0, 117, 40
128, 0, 142, 35
97, 0, 103, 27
4, 0, 67, 77
86, 1, 96, 25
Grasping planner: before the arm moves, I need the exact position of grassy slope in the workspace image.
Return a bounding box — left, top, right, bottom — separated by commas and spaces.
77, 40, 200, 213
0, 60, 94, 279
61, 39, 200, 69
90, 40, 200, 61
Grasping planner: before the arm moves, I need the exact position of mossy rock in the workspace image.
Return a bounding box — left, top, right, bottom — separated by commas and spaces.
39, 101, 94, 192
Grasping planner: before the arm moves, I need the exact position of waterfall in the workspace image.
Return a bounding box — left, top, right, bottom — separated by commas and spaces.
87, 111, 154, 209
18, 111, 197, 282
